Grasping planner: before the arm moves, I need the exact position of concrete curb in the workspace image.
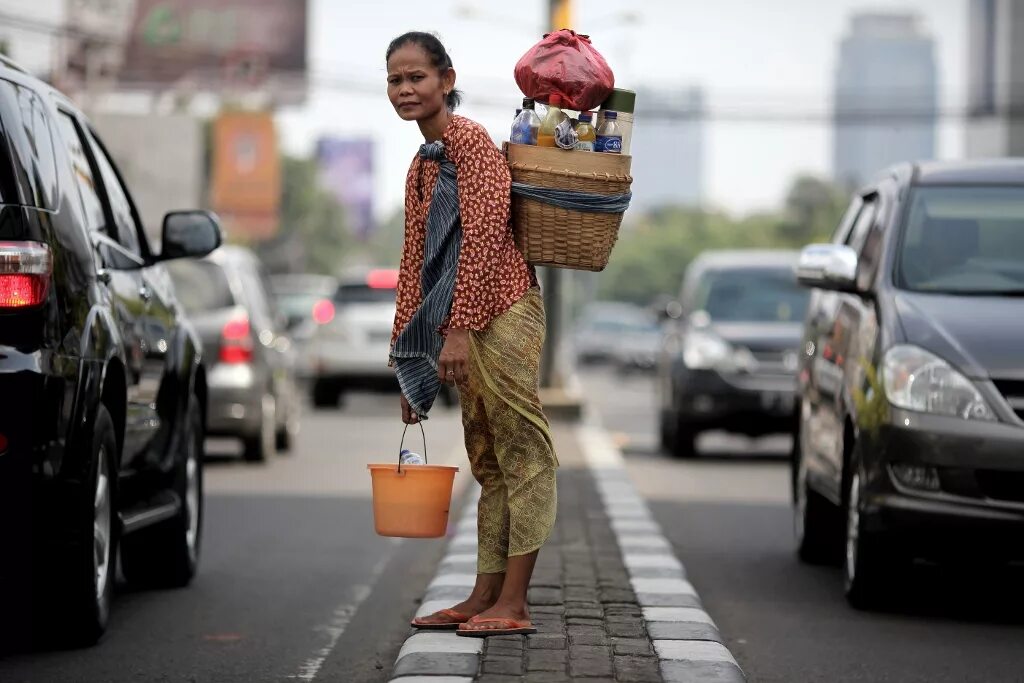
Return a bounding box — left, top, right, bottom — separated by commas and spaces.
578, 424, 747, 683
388, 489, 482, 682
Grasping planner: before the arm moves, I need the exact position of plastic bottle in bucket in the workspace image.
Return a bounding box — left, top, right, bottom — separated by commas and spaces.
399, 449, 425, 465
367, 424, 458, 538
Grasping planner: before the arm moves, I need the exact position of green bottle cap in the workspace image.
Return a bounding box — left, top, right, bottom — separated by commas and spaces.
601, 88, 636, 114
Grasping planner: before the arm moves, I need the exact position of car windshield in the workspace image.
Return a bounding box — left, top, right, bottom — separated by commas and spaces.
166, 260, 234, 312
897, 186, 1024, 295
334, 283, 396, 305
694, 266, 808, 323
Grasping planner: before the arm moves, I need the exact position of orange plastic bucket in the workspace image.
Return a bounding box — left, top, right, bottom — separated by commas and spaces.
367, 424, 458, 538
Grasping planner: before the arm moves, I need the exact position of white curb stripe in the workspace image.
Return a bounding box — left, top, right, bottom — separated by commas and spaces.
389, 677, 473, 683
398, 632, 483, 659
427, 573, 477, 589
578, 424, 745, 682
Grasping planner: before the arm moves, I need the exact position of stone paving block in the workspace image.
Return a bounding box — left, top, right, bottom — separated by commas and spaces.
614, 654, 664, 682
568, 652, 613, 678
660, 660, 747, 683
611, 637, 655, 656
565, 607, 604, 620
519, 672, 571, 683
475, 675, 522, 683
566, 623, 606, 638
600, 588, 637, 604
391, 652, 479, 678
526, 633, 567, 650
528, 587, 564, 606
566, 617, 604, 627
568, 632, 610, 646
527, 649, 568, 671
607, 622, 645, 639
647, 621, 723, 642
531, 605, 566, 615
482, 655, 524, 676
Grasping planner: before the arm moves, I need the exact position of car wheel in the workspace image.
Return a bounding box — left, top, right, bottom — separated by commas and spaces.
312, 380, 341, 408
658, 408, 676, 453
122, 396, 203, 588
843, 470, 889, 609
243, 393, 276, 462
794, 450, 840, 565
672, 420, 699, 459
54, 405, 117, 645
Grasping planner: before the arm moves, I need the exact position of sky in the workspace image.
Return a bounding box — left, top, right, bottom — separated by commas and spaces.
276, 0, 967, 221
1, 0, 968, 220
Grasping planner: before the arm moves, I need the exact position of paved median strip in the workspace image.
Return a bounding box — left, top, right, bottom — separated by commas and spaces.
579, 424, 747, 683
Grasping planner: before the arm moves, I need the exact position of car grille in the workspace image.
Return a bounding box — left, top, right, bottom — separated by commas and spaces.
749, 349, 798, 376
992, 379, 1024, 422
976, 470, 1024, 504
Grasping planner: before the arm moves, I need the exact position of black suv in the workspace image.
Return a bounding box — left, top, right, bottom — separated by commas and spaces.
0, 57, 221, 644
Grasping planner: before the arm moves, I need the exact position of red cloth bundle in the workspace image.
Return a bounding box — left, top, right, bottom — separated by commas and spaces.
514, 30, 615, 111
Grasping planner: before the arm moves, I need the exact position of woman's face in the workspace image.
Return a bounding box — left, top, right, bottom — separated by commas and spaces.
386, 43, 454, 122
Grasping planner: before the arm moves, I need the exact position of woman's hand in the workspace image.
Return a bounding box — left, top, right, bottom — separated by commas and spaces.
438, 329, 470, 385
400, 394, 420, 424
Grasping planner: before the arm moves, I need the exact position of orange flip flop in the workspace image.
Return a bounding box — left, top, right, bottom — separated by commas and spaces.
411, 608, 474, 630
456, 617, 537, 637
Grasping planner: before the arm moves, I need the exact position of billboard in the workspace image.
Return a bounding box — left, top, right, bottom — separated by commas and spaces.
210, 111, 281, 241
316, 138, 375, 240
63, 0, 307, 101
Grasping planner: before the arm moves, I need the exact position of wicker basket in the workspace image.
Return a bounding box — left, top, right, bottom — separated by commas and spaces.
506, 143, 632, 272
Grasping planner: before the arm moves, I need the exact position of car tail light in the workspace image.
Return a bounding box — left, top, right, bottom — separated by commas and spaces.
0, 241, 52, 309
367, 269, 399, 290
312, 298, 335, 325
220, 315, 253, 364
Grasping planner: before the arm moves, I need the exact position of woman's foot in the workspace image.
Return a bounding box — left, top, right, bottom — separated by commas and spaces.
455, 601, 534, 636
411, 596, 496, 629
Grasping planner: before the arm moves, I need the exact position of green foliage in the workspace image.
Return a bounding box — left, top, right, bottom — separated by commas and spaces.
598, 175, 848, 305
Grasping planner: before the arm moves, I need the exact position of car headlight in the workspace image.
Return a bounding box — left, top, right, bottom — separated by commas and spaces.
882, 345, 996, 421
683, 330, 756, 373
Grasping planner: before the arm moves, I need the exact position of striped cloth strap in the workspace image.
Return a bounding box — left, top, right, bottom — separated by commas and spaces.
390, 141, 463, 417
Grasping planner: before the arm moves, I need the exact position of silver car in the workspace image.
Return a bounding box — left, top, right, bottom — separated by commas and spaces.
167, 247, 300, 461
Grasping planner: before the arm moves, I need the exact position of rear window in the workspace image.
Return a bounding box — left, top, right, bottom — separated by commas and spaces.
166, 260, 235, 313
334, 283, 396, 305
0, 78, 59, 210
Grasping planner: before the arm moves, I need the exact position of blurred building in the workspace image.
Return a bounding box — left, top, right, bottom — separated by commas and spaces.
833, 13, 937, 189
966, 0, 1024, 157
629, 87, 705, 212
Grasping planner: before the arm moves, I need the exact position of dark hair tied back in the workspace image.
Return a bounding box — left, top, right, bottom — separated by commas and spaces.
386, 31, 463, 111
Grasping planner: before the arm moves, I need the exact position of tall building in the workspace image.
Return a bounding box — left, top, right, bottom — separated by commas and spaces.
833, 13, 937, 188
966, 0, 1024, 157
628, 87, 704, 212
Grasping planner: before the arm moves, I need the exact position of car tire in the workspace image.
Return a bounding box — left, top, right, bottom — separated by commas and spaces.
276, 407, 299, 452
843, 470, 890, 609
52, 404, 117, 645
312, 380, 341, 408
122, 396, 203, 588
243, 393, 276, 462
794, 450, 840, 565
672, 420, 699, 459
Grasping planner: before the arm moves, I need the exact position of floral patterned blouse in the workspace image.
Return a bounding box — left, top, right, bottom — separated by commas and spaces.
391, 115, 536, 345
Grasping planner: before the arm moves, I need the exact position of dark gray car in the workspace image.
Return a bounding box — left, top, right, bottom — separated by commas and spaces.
793, 160, 1024, 608
657, 250, 808, 458
167, 247, 299, 461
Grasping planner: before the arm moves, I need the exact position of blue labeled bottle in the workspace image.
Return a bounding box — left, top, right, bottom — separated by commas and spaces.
511, 98, 541, 145
595, 111, 623, 154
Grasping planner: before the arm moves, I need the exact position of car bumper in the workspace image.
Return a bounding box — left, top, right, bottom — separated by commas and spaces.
206, 363, 265, 436
862, 409, 1024, 557
675, 366, 797, 435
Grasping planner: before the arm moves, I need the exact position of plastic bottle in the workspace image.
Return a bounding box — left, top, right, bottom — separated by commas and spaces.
537, 93, 568, 148
575, 112, 596, 151
595, 111, 623, 154
399, 449, 426, 465
510, 98, 541, 145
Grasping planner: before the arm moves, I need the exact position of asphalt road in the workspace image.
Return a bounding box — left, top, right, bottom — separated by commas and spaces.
0, 389, 471, 683
581, 365, 1024, 683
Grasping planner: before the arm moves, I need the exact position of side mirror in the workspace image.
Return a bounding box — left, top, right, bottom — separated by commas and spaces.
795, 244, 858, 292
159, 210, 223, 262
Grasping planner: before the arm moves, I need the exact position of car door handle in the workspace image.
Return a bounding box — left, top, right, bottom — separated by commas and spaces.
139, 285, 152, 302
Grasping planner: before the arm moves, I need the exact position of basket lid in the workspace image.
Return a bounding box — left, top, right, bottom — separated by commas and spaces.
601, 89, 636, 114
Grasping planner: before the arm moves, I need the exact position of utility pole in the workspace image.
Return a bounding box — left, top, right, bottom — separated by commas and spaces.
539, 0, 582, 419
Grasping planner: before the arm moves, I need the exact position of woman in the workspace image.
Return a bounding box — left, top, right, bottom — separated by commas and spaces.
386, 31, 558, 638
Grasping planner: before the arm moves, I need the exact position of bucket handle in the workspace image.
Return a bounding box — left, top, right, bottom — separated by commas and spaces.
397, 422, 428, 473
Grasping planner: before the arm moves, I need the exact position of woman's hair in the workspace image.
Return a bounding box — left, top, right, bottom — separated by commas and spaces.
386, 31, 463, 111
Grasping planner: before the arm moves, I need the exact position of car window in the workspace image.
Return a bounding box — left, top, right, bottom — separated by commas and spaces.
334, 283, 397, 305
897, 185, 1024, 295
0, 78, 59, 210
831, 196, 864, 244
845, 196, 878, 253
165, 259, 235, 312
85, 129, 142, 259
54, 111, 105, 231
694, 267, 810, 323
856, 192, 891, 291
